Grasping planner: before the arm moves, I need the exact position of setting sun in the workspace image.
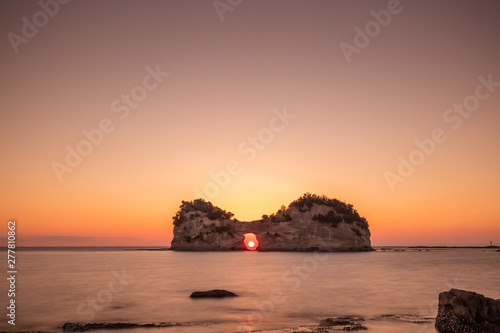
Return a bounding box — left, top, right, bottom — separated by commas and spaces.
244, 233, 258, 250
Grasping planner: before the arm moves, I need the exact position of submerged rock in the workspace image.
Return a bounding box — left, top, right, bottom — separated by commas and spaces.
190, 289, 237, 298
373, 314, 433, 324
435, 289, 500, 333
319, 316, 367, 331
62, 322, 181, 332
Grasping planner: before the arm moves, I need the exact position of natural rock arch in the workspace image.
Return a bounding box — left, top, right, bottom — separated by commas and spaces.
170, 193, 373, 252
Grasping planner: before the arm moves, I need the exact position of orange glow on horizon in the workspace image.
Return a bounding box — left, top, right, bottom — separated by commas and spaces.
1, 1, 499, 247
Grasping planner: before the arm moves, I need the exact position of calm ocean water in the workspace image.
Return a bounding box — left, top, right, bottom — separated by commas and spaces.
1, 248, 499, 332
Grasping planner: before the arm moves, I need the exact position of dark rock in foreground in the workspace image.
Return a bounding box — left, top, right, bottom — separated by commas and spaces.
435, 289, 500, 333
190, 289, 237, 298
62, 322, 181, 332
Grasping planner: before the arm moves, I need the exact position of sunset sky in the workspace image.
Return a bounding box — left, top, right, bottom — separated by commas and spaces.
1, 0, 499, 247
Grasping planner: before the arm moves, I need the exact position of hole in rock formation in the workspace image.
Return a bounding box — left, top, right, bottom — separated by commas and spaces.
244, 233, 258, 250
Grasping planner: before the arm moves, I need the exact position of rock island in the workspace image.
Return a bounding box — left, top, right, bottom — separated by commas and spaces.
170, 193, 373, 252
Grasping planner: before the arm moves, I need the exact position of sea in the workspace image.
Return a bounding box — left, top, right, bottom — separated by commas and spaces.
1, 247, 499, 332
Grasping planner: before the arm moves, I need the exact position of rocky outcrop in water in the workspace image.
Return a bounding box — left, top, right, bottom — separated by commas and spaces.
320, 316, 367, 330
435, 289, 500, 333
190, 289, 237, 298
170, 193, 373, 252
62, 322, 184, 332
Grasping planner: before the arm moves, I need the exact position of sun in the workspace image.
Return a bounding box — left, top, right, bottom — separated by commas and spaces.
244, 233, 258, 250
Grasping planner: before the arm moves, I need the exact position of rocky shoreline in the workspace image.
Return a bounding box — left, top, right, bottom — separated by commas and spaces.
60, 314, 435, 332
436, 289, 500, 332
58, 289, 500, 333
62, 322, 190, 332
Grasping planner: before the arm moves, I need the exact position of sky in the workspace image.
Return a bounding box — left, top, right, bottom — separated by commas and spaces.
1, 0, 499, 247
